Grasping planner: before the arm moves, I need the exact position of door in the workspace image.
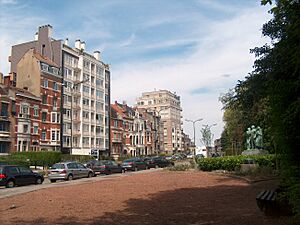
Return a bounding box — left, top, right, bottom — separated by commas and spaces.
110, 161, 120, 173
18, 166, 36, 185
6, 166, 22, 185
77, 163, 88, 178
67, 163, 79, 179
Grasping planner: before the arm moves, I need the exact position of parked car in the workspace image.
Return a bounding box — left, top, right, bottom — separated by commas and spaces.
151, 156, 174, 168
48, 162, 94, 183
121, 158, 147, 171
143, 156, 174, 168
85, 160, 124, 175
0, 165, 44, 188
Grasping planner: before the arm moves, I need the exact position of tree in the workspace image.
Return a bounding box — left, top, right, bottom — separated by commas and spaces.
221, 0, 300, 217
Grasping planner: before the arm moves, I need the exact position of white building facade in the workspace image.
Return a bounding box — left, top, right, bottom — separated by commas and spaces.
62, 41, 110, 155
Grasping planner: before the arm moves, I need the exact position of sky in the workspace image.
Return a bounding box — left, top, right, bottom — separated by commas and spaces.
0, 0, 272, 147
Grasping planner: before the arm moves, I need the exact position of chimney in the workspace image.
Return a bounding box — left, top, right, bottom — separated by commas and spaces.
81, 41, 86, 51
94, 51, 100, 60
64, 38, 69, 46
38, 24, 53, 39
34, 32, 38, 41
75, 39, 81, 49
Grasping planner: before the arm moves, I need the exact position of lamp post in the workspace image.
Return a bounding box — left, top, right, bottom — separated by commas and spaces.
70, 79, 89, 154
185, 118, 203, 154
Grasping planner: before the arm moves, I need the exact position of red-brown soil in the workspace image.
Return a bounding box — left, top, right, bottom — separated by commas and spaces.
0, 170, 295, 225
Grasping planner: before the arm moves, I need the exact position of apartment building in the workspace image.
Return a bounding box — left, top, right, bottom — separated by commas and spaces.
62, 41, 110, 155
16, 48, 62, 151
110, 106, 123, 159
9, 25, 110, 155
136, 90, 182, 154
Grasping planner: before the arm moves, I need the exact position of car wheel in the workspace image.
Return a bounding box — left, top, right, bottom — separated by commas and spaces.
6, 180, 15, 188
121, 168, 125, 173
87, 172, 93, 178
50, 179, 56, 183
134, 167, 138, 172
67, 174, 73, 181
36, 177, 43, 185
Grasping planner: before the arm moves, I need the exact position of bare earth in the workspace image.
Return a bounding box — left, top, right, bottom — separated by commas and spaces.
0, 170, 294, 225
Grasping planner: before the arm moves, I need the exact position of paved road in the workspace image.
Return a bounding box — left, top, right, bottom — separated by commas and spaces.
0, 168, 162, 199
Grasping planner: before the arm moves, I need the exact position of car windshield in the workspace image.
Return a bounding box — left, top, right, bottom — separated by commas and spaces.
51, 164, 65, 169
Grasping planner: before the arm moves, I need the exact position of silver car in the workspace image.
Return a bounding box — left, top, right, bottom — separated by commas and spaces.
48, 162, 94, 183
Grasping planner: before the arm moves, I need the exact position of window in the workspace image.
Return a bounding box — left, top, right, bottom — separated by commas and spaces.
53, 82, 59, 91
52, 130, 56, 141
83, 86, 89, 93
23, 124, 29, 133
83, 124, 89, 132
42, 95, 47, 104
42, 112, 47, 122
82, 111, 89, 119
18, 167, 31, 173
41, 129, 46, 140
33, 125, 38, 134
82, 98, 89, 106
1, 102, 8, 117
21, 104, 29, 115
53, 97, 57, 108
42, 79, 48, 88
56, 131, 60, 141
96, 90, 103, 99
33, 106, 39, 117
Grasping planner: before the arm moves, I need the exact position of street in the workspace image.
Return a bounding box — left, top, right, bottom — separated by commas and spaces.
0, 168, 160, 199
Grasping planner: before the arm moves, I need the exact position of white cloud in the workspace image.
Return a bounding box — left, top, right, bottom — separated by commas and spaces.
111, 5, 271, 145
0, 0, 17, 4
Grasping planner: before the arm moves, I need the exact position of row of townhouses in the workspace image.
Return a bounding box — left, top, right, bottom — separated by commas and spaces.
0, 24, 192, 157
110, 99, 193, 159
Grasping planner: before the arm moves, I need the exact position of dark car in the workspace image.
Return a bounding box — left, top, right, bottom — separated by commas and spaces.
143, 156, 173, 168
85, 160, 124, 175
0, 165, 44, 188
152, 156, 174, 168
121, 157, 147, 171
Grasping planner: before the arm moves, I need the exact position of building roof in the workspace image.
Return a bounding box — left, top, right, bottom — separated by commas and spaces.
33, 51, 59, 67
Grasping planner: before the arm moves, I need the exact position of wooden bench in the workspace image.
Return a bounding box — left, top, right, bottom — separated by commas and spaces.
256, 190, 277, 215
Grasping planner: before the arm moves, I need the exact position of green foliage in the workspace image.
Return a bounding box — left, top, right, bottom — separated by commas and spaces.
61, 154, 94, 163
197, 155, 276, 172
169, 164, 191, 171
0, 152, 62, 167
220, 0, 300, 217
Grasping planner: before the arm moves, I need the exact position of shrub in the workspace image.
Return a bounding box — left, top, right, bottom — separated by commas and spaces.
197, 154, 277, 172
169, 164, 191, 171
61, 154, 94, 163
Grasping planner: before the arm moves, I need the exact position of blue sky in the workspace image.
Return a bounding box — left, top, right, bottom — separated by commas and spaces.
0, 0, 272, 146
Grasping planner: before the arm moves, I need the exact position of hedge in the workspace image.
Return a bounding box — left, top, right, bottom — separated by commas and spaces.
197, 154, 277, 172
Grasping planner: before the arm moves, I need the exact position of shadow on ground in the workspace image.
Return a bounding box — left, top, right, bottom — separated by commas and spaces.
10, 182, 295, 225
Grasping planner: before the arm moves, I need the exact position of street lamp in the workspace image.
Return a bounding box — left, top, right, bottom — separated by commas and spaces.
70, 78, 89, 154
185, 118, 203, 154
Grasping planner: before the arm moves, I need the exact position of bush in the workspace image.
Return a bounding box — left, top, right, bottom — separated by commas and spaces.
61, 154, 94, 163
169, 164, 191, 171
1, 152, 62, 168
197, 154, 277, 172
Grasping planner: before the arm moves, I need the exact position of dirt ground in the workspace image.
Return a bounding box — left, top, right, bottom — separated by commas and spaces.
0, 170, 295, 225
